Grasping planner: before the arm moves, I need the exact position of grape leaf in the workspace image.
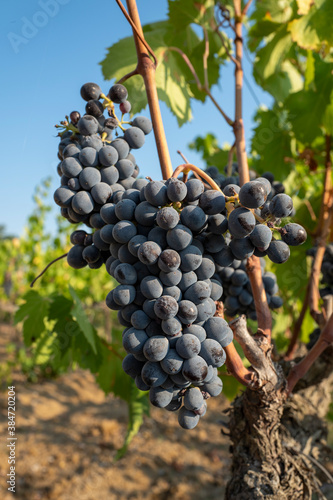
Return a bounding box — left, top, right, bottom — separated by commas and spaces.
248, 19, 284, 52
304, 50, 316, 90
289, 0, 333, 52
250, 0, 295, 24
254, 25, 293, 82
168, 0, 216, 30
251, 107, 293, 178
100, 21, 194, 126
284, 58, 333, 143
100, 15, 227, 125
189, 133, 230, 169
14, 290, 50, 345
96, 342, 130, 399
69, 286, 97, 355
296, 0, 314, 15
323, 90, 333, 135
262, 60, 303, 102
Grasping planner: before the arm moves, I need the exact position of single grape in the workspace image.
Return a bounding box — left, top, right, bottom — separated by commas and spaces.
143, 336, 169, 362
85, 99, 104, 117
141, 276, 164, 299
120, 100, 132, 114
180, 205, 207, 232
239, 181, 267, 209
156, 207, 179, 230
138, 241, 162, 265
182, 356, 208, 383
67, 245, 87, 269
250, 224, 272, 251
149, 386, 173, 408
266, 240, 290, 264
269, 194, 293, 218
185, 179, 204, 202
178, 407, 200, 429
71, 191, 94, 215
161, 317, 182, 336
141, 361, 168, 387
79, 167, 101, 190
124, 127, 145, 149
132, 116, 153, 135
112, 221, 137, 244
199, 190, 225, 215
167, 225, 193, 251
167, 179, 187, 202
228, 207, 256, 238
109, 83, 128, 103
80, 82, 102, 101
184, 388, 204, 411
281, 223, 307, 246
77, 115, 99, 136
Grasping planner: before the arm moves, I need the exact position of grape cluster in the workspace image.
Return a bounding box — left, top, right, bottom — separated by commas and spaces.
218, 257, 283, 319
54, 82, 152, 228
54, 81, 307, 430
103, 178, 234, 429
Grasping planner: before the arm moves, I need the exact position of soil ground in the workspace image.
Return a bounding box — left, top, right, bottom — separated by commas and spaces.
0, 321, 231, 500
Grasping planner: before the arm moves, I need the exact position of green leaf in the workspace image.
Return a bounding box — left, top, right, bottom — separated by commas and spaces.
100, 21, 194, 126
189, 133, 230, 169
251, 0, 295, 24
100, 13, 228, 126
115, 381, 149, 460
262, 60, 303, 102
289, 0, 333, 52
168, 0, 216, 30
254, 25, 293, 82
304, 50, 316, 90
285, 58, 333, 143
33, 330, 55, 365
96, 343, 131, 399
69, 286, 97, 355
323, 90, 333, 135
251, 107, 293, 178
14, 290, 50, 345
248, 19, 284, 52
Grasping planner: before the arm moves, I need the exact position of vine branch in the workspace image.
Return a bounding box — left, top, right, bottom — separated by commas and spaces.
309, 135, 332, 326
286, 312, 333, 395
172, 163, 223, 192
30, 253, 68, 288
215, 302, 253, 387
118, 0, 173, 179
233, 0, 250, 186
246, 256, 272, 341
115, 0, 157, 65
230, 316, 277, 387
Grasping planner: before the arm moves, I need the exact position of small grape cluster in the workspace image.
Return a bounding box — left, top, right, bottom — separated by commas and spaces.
205, 165, 287, 200
218, 257, 283, 319
54, 82, 152, 228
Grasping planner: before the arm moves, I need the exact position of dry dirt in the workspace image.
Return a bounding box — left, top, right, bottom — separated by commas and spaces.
0, 322, 232, 500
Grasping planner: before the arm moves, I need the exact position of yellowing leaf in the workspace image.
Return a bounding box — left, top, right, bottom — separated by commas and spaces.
296, 0, 314, 15
289, 0, 333, 51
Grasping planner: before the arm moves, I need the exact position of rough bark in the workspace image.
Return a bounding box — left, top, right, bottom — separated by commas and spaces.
225, 345, 333, 499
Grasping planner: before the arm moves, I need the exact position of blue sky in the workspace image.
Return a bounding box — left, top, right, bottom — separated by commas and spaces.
1, 0, 271, 236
